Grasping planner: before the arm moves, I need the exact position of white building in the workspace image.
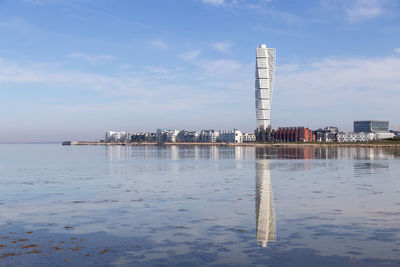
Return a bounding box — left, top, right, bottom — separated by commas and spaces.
177, 130, 199, 142
105, 131, 132, 142
255, 44, 275, 131
337, 132, 375, 143
374, 132, 395, 140
220, 129, 243, 143
199, 130, 220, 143
166, 130, 180, 142
243, 133, 256, 142
105, 131, 118, 142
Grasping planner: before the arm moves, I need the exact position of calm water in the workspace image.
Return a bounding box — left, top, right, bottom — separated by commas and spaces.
1, 144, 400, 266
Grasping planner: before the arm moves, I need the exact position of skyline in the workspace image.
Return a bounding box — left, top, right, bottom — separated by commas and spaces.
1, 0, 400, 142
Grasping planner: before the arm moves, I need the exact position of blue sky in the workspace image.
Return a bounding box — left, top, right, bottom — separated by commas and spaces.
1, 0, 400, 142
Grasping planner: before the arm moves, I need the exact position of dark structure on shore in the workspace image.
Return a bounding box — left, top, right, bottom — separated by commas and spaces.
274, 127, 315, 143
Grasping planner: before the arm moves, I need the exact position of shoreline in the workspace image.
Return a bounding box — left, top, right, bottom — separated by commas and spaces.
63, 141, 400, 148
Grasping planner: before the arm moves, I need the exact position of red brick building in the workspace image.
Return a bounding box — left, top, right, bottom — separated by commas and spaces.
274, 127, 315, 143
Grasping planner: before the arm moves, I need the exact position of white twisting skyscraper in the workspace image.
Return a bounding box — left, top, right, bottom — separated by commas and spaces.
255, 44, 275, 131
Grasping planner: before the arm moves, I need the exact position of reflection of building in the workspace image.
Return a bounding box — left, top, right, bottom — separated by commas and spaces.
255, 160, 275, 247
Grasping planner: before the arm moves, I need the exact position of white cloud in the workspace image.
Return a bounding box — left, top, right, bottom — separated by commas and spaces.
24, 0, 84, 5
320, 0, 396, 22
150, 40, 168, 50
346, 0, 384, 21
0, 17, 41, 39
211, 41, 233, 54
202, 0, 225, 6
277, 56, 400, 102
2, 50, 400, 138
394, 48, 400, 54
277, 64, 300, 72
273, 55, 400, 130
67, 53, 114, 64
180, 50, 201, 62
0, 54, 251, 110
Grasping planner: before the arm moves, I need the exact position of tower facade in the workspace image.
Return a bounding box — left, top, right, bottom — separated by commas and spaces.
255, 44, 275, 132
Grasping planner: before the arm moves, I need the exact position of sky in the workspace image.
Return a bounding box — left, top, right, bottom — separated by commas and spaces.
0, 0, 400, 142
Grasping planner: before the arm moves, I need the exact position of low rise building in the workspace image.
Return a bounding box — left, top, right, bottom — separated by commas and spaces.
390, 130, 400, 137
105, 131, 133, 142
199, 130, 220, 143
374, 132, 395, 140
243, 133, 256, 142
275, 127, 315, 143
314, 126, 338, 142
176, 130, 199, 142
167, 130, 180, 142
131, 132, 156, 142
220, 129, 243, 143
337, 132, 375, 142
156, 128, 168, 143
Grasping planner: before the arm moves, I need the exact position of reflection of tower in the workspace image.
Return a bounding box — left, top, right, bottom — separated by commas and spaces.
255, 160, 275, 247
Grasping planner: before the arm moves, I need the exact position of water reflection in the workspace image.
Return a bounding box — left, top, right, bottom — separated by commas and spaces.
1, 144, 400, 266
105, 145, 400, 161
255, 159, 276, 247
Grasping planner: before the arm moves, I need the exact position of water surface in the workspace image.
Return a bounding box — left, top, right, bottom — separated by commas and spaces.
0, 144, 399, 266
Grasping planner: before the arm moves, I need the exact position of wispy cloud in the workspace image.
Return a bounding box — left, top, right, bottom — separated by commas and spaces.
246, 1, 304, 24
67, 53, 114, 64
274, 55, 400, 128
180, 50, 202, 62
202, 0, 225, 6
0, 53, 252, 110
346, 0, 385, 21
320, 0, 396, 22
0, 17, 41, 39
395, 48, 400, 54
150, 39, 168, 50
211, 41, 233, 54
24, 0, 84, 5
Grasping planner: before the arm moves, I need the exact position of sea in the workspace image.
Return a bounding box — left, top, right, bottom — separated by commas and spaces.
0, 144, 399, 266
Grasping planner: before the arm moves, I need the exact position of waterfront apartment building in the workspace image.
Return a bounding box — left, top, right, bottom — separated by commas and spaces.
105, 131, 133, 142
220, 129, 243, 143
337, 132, 375, 143
166, 130, 180, 142
314, 127, 338, 142
255, 44, 275, 142
131, 132, 156, 143
199, 130, 220, 143
374, 132, 395, 140
274, 127, 315, 143
176, 130, 199, 142
354, 121, 389, 133
243, 133, 256, 142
